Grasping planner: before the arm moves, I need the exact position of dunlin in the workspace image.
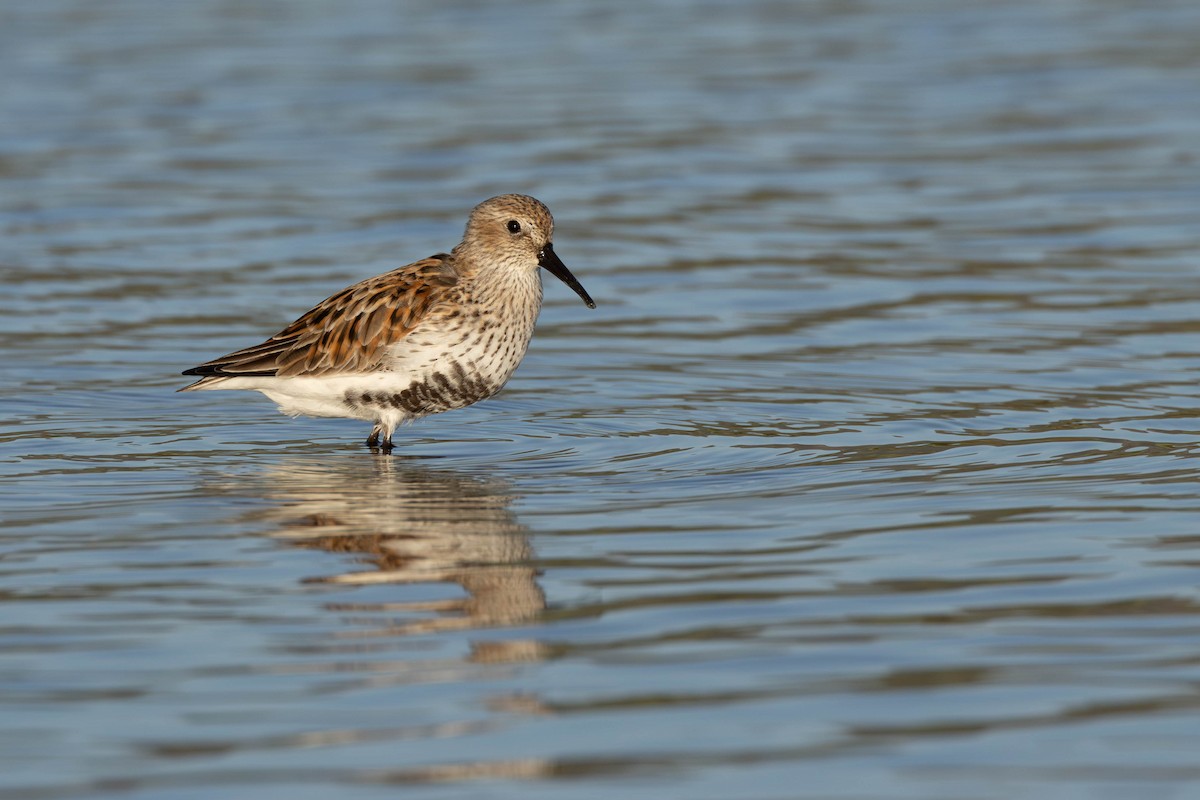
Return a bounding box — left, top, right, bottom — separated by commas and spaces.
181, 194, 595, 450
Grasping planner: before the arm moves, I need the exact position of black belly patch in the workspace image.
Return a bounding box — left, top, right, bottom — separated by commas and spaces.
343, 365, 498, 416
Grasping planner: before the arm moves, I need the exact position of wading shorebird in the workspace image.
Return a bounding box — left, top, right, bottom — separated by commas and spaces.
180, 194, 595, 451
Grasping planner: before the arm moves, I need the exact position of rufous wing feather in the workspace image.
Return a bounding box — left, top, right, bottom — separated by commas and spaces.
181, 255, 458, 384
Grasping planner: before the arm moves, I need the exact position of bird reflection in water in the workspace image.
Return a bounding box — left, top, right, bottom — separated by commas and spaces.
254, 455, 547, 664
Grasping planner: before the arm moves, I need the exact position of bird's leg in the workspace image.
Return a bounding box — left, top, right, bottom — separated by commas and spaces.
381, 433, 395, 455
366, 424, 382, 448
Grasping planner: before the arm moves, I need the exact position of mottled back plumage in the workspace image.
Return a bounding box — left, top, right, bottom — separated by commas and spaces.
182, 256, 458, 381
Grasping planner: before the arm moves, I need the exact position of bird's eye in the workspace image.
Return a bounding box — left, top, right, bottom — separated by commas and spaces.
506, 220, 521, 234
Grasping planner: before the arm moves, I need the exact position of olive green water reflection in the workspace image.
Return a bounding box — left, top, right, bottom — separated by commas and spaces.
4, 0, 1200, 798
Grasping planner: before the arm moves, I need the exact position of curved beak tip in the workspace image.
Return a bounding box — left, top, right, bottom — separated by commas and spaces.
539, 244, 596, 310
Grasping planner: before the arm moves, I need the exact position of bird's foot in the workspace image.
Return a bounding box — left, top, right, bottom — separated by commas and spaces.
366, 428, 395, 455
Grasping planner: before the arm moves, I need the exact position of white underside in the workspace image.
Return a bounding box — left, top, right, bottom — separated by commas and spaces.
194, 373, 416, 424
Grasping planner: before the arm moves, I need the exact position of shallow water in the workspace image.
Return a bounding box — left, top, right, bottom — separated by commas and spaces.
4, 1, 1200, 797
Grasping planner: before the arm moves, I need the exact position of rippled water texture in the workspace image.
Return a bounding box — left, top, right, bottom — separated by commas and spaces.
4, 1, 1200, 797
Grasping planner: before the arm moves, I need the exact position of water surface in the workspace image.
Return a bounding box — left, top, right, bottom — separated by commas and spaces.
3, 1, 1200, 798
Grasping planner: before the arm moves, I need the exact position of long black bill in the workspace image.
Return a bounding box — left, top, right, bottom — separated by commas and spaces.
539, 243, 596, 309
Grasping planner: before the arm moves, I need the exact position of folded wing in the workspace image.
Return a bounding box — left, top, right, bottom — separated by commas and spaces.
182, 255, 458, 386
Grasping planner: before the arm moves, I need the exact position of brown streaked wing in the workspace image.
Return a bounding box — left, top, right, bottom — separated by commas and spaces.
183, 256, 458, 379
